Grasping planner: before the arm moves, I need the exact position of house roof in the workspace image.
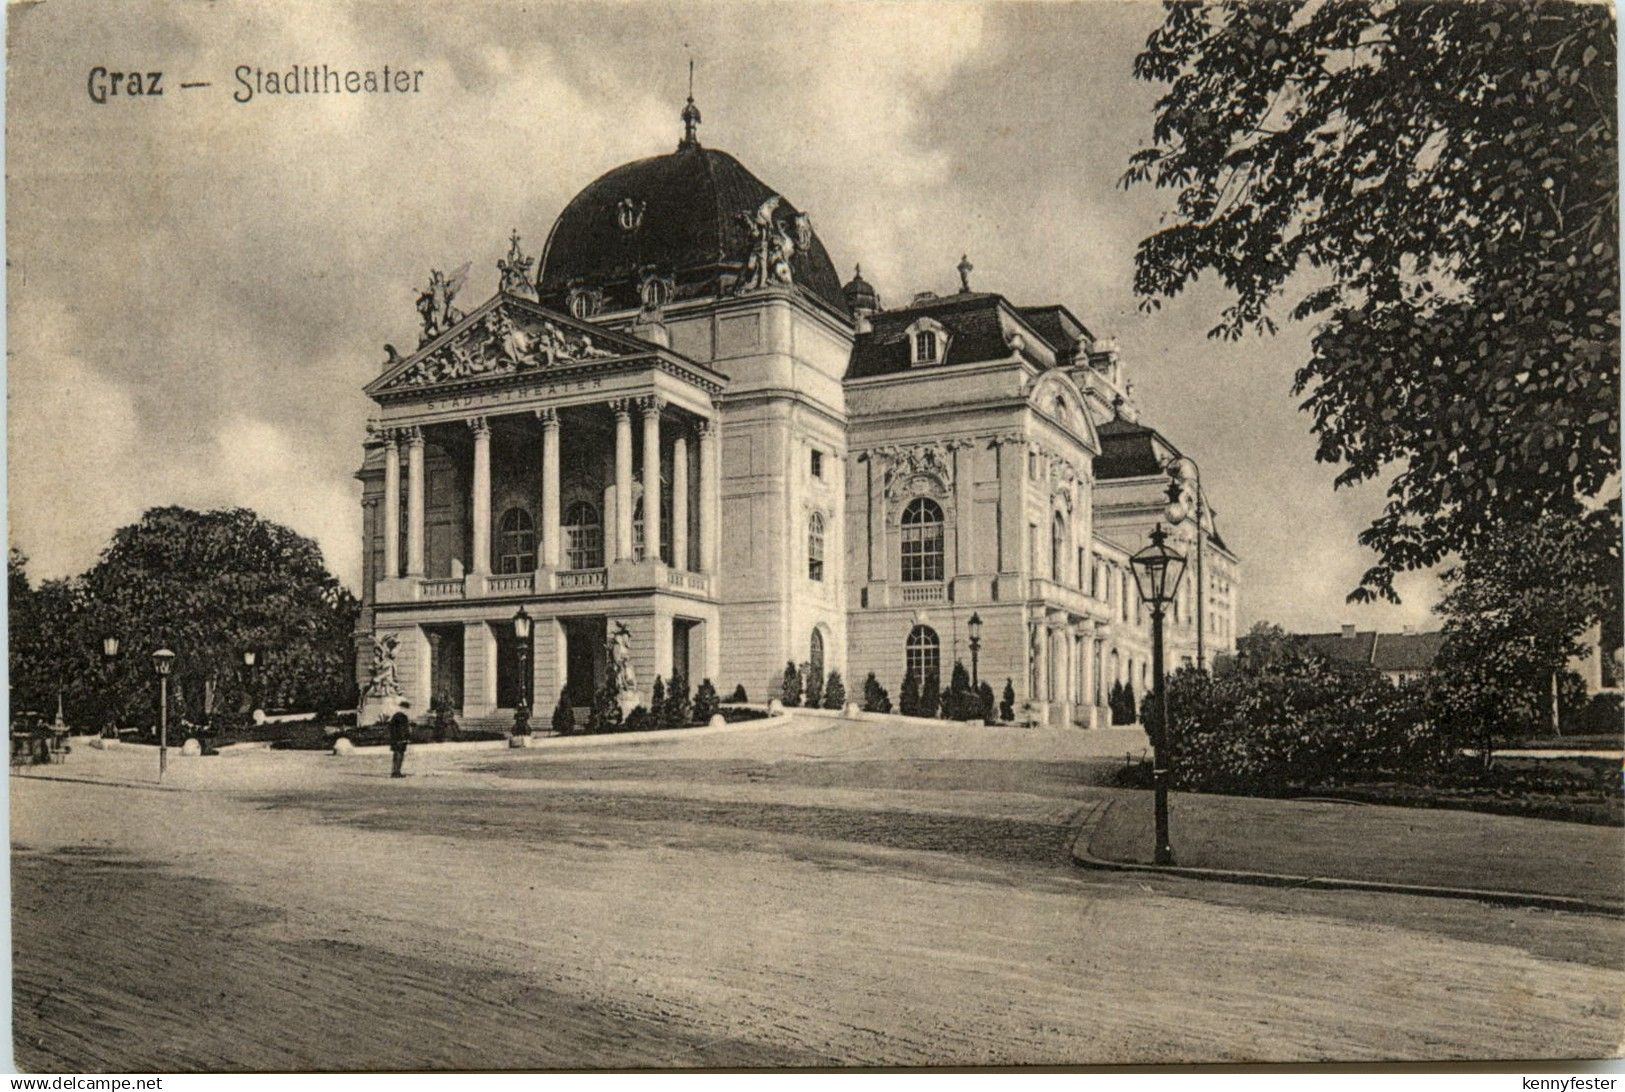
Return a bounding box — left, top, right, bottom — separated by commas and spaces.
1293, 629, 1445, 672
846, 292, 1050, 379
1296, 629, 1379, 666
1095, 418, 1178, 480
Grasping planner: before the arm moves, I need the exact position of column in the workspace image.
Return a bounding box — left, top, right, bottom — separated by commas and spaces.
1079, 622, 1096, 726
671, 429, 689, 571
1034, 621, 1050, 705
382, 430, 401, 579
867, 454, 887, 582
612, 400, 633, 561
468, 417, 491, 577
639, 396, 664, 563
697, 418, 719, 573
404, 427, 425, 577
538, 409, 560, 568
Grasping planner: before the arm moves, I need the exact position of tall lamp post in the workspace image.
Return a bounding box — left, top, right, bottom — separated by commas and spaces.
511, 607, 533, 741
152, 648, 175, 781
240, 648, 259, 713
1129, 523, 1188, 866
967, 612, 983, 688
101, 636, 122, 739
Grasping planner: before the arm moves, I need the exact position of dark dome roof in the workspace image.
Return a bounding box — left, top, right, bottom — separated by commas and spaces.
536, 145, 849, 319
842, 264, 880, 313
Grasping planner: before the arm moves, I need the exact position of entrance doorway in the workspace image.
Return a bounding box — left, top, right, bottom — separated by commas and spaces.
423, 624, 465, 715
672, 619, 695, 685
560, 616, 607, 710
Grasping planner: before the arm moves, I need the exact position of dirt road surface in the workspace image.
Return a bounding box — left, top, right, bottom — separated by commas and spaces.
12, 715, 1623, 1069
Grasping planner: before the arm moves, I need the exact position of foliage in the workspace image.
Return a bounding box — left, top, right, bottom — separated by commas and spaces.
1000, 679, 1015, 722
1125, 1, 1620, 602
587, 649, 623, 735
1432, 512, 1620, 750
551, 690, 575, 736
802, 660, 824, 709
8, 509, 359, 730
917, 666, 941, 719
1163, 651, 1446, 794
822, 669, 846, 710
978, 681, 998, 725
693, 678, 720, 723
650, 675, 667, 719
780, 662, 802, 707
429, 693, 459, 743
939, 661, 979, 720
625, 705, 652, 732
861, 672, 892, 714
728, 684, 748, 703
662, 673, 691, 729
1575, 692, 1623, 735
899, 668, 920, 717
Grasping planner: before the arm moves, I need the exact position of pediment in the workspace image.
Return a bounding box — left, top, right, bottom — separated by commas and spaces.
366, 294, 659, 398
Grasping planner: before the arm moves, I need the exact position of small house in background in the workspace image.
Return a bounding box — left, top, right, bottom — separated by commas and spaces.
1294, 625, 1445, 685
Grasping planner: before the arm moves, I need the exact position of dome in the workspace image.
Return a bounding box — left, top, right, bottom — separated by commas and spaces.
842, 264, 880, 314
536, 143, 850, 320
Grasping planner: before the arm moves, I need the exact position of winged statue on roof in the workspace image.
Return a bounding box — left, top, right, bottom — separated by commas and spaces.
416, 261, 471, 344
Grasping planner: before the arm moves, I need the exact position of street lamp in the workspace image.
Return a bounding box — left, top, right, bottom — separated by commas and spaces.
152, 648, 176, 781
511, 607, 533, 737
100, 636, 122, 739
1130, 524, 1188, 866
967, 612, 983, 688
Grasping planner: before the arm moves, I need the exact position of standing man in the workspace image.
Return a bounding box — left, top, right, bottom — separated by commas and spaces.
388, 709, 411, 778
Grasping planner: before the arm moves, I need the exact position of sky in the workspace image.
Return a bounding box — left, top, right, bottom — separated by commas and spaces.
6, 0, 1443, 633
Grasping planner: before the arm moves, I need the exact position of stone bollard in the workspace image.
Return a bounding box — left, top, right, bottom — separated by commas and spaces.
332, 737, 355, 755
767, 699, 784, 715
843, 702, 862, 719
708, 714, 726, 729
181, 737, 203, 757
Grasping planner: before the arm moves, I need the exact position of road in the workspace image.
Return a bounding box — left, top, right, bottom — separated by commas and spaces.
12, 715, 1622, 1069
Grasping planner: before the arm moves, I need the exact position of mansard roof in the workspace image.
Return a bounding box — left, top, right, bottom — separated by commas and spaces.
1095, 418, 1180, 480
364, 292, 727, 402
846, 292, 1057, 379
1017, 305, 1094, 368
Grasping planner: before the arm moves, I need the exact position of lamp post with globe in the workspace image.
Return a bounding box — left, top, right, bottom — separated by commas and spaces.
152, 648, 175, 781
1129, 520, 1188, 866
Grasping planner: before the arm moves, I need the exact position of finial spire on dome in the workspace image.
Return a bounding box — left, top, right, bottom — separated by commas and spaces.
679, 57, 702, 151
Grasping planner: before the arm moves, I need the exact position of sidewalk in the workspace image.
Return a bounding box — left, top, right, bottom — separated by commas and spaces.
1076, 790, 1624, 914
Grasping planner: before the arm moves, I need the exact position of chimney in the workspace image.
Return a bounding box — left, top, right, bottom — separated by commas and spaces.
1341, 623, 1356, 640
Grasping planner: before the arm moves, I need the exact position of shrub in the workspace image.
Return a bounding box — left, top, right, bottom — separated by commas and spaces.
429, 692, 459, 743
662, 673, 691, 729
918, 667, 941, 719
625, 705, 652, 732
781, 662, 802, 707
899, 669, 920, 716
728, 684, 748, 703
978, 681, 997, 725
1121, 681, 1137, 724
822, 670, 846, 710
588, 682, 622, 734
551, 691, 575, 735
803, 661, 824, 709
1577, 691, 1623, 734
940, 661, 977, 720
650, 676, 667, 719
693, 678, 721, 722
1000, 679, 1015, 722
861, 673, 891, 713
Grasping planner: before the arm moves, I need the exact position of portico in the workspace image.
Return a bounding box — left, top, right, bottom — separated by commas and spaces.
358, 293, 727, 720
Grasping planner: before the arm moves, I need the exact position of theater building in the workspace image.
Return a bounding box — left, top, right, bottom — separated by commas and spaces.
354, 102, 1240, 728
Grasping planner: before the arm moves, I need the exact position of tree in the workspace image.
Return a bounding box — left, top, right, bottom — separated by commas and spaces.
728, 684, 748, 703
693, 678, 721, 723
11, 508, 359, 729
899, 668, 921, 717
802, 660, 824, 709
650, 675, 667, 720
861, 672, 891, 713
662, 673, 691, 729
1122, 681, 1138, 725
1432, 512, 1618, 746
918, 666, 941, 719
780, 662, 802, 707
1000, 678, 1016, 722
1125, 2, 1620, 602
978, 681, 998, 725
551, 690, 575, 735
822, 669, 846, 710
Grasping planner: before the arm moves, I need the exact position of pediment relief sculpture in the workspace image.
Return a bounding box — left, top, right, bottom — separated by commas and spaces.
382, 304, 620, 391
873, 439, 972, 500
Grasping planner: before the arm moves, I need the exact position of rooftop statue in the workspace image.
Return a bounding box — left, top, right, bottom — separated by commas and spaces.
734, 195, 811, 294
416, 262, 471, 344
497, 230, 536, 299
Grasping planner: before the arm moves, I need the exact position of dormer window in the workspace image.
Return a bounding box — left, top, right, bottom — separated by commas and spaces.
905, 318, 949, 367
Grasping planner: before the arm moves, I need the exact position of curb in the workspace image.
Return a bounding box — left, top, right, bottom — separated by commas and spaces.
1071, 799, 1625, 918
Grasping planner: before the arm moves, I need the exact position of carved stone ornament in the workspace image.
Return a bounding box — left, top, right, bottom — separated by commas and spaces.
607, 621, 637, 701
567, 285, 603, 319
497, 230, 536, 300
382, 302, 619, 391
873, 439, 972, 500
617, 197, 647, 232
364, 633, 403, 699
416, 262, 471, 345
731, 195, 812, 295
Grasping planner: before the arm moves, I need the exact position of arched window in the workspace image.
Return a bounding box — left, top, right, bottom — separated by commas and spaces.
498, 507, 536, 574
808, 511, 825, 582
1051, 512, 1067, 583
906, 624, 940, 683
563, 501, 602, 570
915, 330, 937, 362
810, 629, 825, 679
900, 498, 944, 583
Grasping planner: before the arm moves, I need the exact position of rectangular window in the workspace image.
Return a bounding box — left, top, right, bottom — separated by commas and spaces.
810, 449, 824, 479
915, 330, 937, 363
